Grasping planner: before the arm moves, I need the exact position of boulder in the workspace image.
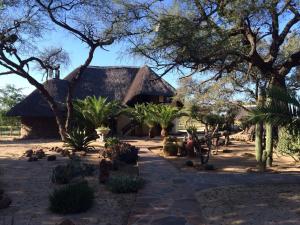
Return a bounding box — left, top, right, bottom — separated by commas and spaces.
222, 149, 233, 153
28, 156, 38, 162
61, 149, 70, 157
24, 149, 33, 157
35, 149, 45, 159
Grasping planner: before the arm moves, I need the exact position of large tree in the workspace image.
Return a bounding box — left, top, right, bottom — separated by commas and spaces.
130, 0, 300, 169
0, 84, 25, 126
0, 0, 150, 140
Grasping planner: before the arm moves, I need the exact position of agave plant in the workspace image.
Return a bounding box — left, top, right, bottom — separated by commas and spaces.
249, 88, 300, 133
64, 127, 96, 152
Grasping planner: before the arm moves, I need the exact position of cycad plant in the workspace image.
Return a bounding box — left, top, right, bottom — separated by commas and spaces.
143, 103, 159, 138
123, 103, 147, 125
156, 104, 181, 137
74, 96, 120, 130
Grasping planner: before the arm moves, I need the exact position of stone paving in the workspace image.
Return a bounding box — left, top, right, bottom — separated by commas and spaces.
127, 148, 300, 225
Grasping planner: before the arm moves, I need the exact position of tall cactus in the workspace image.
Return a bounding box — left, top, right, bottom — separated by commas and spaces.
255, 87, 266, 171
265, 123, 273, 167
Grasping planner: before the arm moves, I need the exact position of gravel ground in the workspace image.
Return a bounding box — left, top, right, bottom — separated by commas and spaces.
196, 184, 300, 225
0, 139, 137, 225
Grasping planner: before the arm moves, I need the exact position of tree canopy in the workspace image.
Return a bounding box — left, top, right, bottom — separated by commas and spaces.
131, 0, 300, 87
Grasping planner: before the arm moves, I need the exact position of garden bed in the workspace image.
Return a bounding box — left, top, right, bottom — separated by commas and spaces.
151, 140, 300, 173
0, 140, 139, 225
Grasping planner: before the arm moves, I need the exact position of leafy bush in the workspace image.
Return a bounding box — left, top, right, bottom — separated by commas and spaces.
107, 175, 145, 193
104, 137, 120, 148
277, 129, 300, 162
51, 165, 73, 184
102, 141, 139, 164
49, 181, 94, 214
163, 142, 178, 156
118, 143, 139, 164
185, 160, 194, 167
64, 127, 96, 152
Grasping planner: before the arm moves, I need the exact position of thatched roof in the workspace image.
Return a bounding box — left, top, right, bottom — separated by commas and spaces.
7, 65, 175, 117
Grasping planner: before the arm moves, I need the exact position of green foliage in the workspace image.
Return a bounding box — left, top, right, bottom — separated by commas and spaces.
118, 143, 139, 164
74, 96, 120, 128
103, 140, 139, 164
155, 104, 181, 129
142, 103, 159, 129
202, 114, 225, 128
127, 103, 181, 136
107, 175, 145, 193
249, 87, 300, 133
51, 165, 73, 184
163, 142, 178, 156
123, 103, 147, 125
104, 137, 120, 149
0, 84, 24, 126
186, 125, 197, 135
49, 181, 94, 214
277, 128, 300, 162
64, 127, 96, 152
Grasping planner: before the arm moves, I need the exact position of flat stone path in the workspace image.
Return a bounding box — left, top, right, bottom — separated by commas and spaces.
127, 148, 300, 225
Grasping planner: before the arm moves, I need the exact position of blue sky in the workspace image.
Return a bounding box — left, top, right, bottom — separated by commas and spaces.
0, 29, 179, 95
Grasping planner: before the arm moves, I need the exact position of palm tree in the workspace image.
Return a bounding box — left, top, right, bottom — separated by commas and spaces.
143, 103, 159, 138
155, 104, 181, 137
249, 88, 300, 133
74, 96, 120, 129
123, 103, 147, 125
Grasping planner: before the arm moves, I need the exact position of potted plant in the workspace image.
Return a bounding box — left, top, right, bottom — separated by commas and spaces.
96, 126, 110, 141
74, 96, 120, 142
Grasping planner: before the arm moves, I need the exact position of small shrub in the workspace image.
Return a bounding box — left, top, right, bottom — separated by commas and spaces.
277, 129, 300, 162
185, 160, 194, 167
104, 137, 120, 148
107, 175, 144, 193
102, 141, 139, 164
51, 165, 73, 184
204, 164, 215, 170
163, 142, 178, 156
118, 143, 139, 164
51, 159, 96, 184
49, 181, 94, 214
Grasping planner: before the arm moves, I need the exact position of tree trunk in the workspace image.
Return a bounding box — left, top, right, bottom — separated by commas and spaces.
148, 127, 154, 138
65, 46, 97, 132
161, 128, 168, 138
22, 75, 67, 140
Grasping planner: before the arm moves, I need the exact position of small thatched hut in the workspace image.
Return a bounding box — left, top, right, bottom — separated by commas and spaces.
7, 65, 175, 139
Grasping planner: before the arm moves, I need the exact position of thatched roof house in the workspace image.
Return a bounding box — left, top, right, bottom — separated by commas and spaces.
8, 65, 175, 138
